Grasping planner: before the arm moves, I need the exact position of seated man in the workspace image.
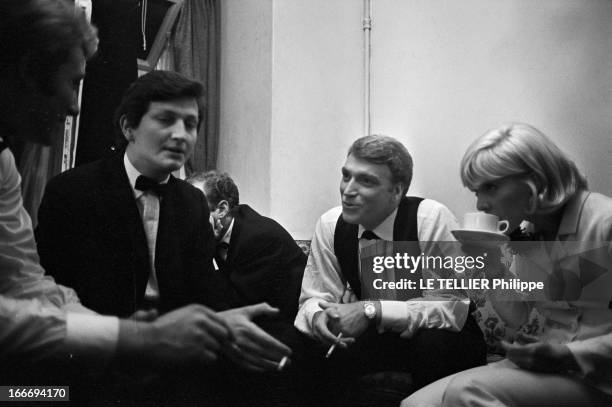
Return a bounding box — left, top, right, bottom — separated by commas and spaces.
295, 135, 486, 401
188, 171, 307, 321
36, 70, 225, 316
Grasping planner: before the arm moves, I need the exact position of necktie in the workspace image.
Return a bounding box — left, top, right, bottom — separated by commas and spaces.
215, 242, 230, 268
134, 176, 163, 303
135, 175, 168, 196
361, 230, 380, 240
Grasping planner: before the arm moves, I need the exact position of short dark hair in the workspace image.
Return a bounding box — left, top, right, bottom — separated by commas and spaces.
113, 70, 205, 147
188, 171, 240, 209
348, 135, 413, 195
0, 0, 98, 94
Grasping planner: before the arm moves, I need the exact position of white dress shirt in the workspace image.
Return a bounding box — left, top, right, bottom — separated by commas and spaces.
295, 198, 470, 338
123, 154, 170, 303
213, 218, 234, 270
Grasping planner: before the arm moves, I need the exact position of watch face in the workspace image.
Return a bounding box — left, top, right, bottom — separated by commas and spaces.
364, 304, 376, 319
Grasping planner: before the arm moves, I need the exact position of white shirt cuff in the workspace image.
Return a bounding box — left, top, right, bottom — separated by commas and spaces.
295, 298, 324, 337
65, 313, 119, 361
380, 300, 411, 332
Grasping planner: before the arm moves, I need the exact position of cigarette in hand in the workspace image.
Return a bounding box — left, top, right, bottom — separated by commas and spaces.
277, 356, 289, 371
325, 332, 344, 359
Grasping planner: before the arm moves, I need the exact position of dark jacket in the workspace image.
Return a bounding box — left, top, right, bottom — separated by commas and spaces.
221, 204, 306, 321
36, 152, 226, 317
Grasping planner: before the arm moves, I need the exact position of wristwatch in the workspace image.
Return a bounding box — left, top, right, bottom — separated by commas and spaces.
363, 301, 377, 320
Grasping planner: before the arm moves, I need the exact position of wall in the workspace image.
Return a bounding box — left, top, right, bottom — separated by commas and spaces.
220, 0, 612, 239
218, 0, 273, 214
269, 0, 363, 238
371, 0, 612, 218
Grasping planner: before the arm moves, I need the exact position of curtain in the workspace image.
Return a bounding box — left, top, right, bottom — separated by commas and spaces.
172, 0, 220, 174
155, 44, 175, 72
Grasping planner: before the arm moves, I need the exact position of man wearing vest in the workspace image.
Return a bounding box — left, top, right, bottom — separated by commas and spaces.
295, 135, 486, 404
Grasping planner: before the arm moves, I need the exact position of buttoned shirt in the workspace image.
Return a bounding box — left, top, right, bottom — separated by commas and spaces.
219, 218, 235, 260
295, 198, 470, 338
123, 154, 170, 303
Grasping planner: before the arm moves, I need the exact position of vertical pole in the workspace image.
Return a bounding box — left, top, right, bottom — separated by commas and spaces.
363, 0, 372, 137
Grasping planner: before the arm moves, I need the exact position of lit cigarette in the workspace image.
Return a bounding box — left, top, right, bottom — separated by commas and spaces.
325, 332, 344, 359
277, 356, 288, 371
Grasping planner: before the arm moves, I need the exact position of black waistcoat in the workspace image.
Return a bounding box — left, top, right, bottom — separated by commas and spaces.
333, 196, 424, 299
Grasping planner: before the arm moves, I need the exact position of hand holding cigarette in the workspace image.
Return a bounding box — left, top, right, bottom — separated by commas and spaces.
325, 332, 344, 358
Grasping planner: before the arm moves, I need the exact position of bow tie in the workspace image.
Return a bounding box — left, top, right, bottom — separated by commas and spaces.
135, 175, 168, 196
361, 230, 380, 240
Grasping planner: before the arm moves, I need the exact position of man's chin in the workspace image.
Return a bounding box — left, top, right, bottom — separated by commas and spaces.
158, 156, 184, 170
341, 211, 362, 225
166, 162, 184, 173
162, 155, 187, 169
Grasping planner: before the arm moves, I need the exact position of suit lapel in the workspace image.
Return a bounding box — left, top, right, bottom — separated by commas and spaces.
225, 206, 244, 264
155, 176, 183, 305
99, 153, 150, 306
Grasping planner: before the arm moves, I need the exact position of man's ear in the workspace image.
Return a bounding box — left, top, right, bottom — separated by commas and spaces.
216, 200, 231, 218
119, 115, 133, 142
392, 182, 405, 202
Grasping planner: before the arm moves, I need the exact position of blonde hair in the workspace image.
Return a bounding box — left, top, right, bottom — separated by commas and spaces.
460, 123, 587, 214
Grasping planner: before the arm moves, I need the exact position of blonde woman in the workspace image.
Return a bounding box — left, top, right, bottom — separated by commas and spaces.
403, 123, 612, 407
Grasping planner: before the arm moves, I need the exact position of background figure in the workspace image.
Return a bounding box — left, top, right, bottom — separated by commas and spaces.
404, 123, 612, 407
189, 170, 310, 407
189, 170, 307, 322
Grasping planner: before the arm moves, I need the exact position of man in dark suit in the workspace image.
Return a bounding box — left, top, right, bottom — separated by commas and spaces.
36, 71, 220, 317
188, 171, 311, 407
36, 71, 292, 375
188, 171, 307, 322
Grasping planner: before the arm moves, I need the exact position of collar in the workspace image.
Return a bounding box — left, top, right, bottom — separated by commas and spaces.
220, 218, 235, 245
358, 207, 398, 241
123, 153, 170, 199
557, 189, 590, 237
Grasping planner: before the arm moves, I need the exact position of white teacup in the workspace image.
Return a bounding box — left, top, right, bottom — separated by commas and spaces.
462, 212, 509, 234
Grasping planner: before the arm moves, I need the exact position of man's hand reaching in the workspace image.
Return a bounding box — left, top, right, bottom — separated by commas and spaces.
218, 303, 292, 372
